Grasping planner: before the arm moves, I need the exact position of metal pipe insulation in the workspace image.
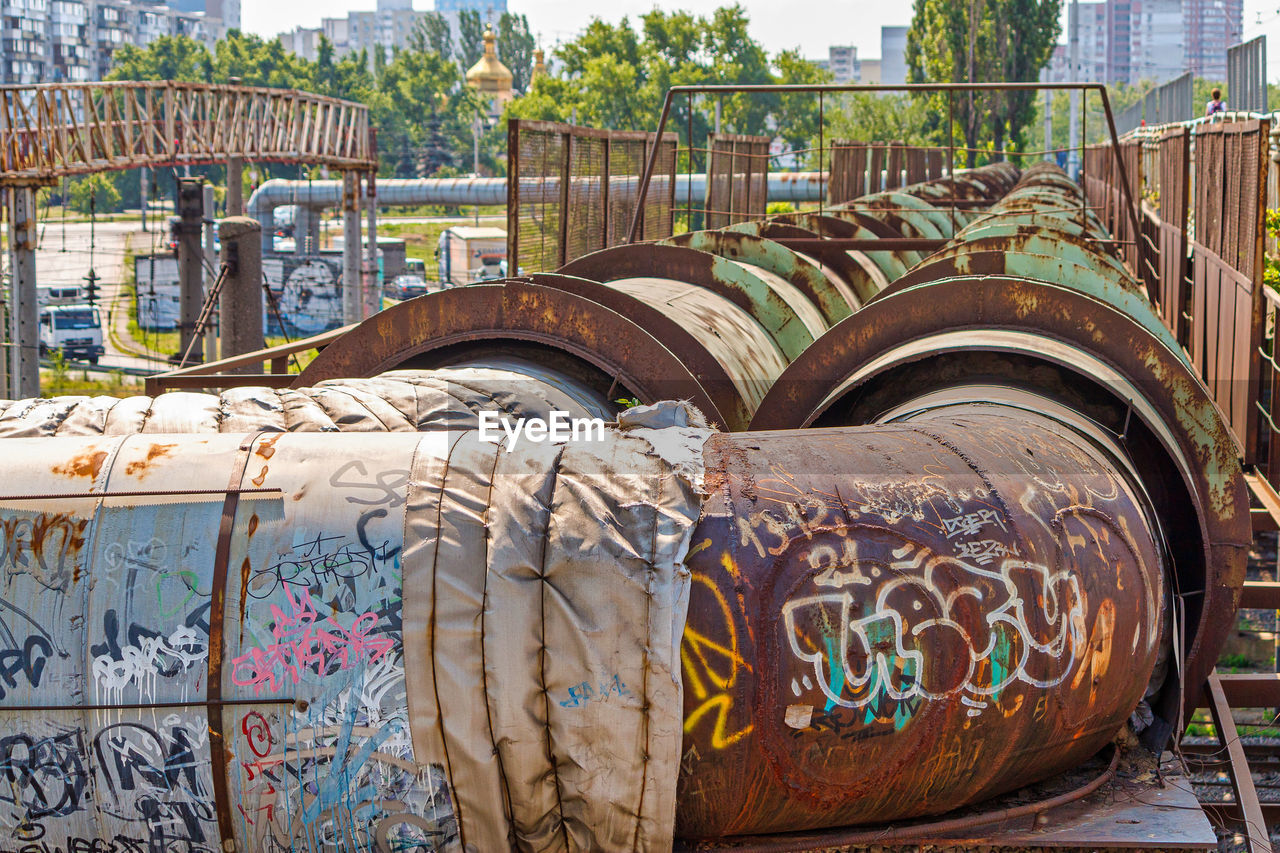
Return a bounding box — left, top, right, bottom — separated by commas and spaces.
0, 390, 1169, 847
247, 172, 830, 251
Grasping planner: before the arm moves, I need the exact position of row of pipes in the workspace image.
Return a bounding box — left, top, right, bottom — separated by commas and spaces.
0, 163, 1249, 851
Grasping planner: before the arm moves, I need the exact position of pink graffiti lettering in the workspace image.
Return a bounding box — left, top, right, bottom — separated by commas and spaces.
230, 587, 393, 694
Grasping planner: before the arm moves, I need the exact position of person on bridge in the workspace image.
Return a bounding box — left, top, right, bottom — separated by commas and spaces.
1206, 87, 1227, 116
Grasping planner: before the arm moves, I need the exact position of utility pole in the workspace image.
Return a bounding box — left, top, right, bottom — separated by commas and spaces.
202, 184, 218, 364
967, 0, 976, 168
341, 171, 362, 325
1042, 68, 1053, 162
140, 166, 148, 232
226, 78, 245, 217
174, 178, 204, 363
364, 170, 379, 318
1067, 0, 1081, 178
7, 186, 37, 398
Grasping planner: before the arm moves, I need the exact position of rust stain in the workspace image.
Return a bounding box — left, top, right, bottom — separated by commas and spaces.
239, 556, 252, 626
51, 449, 107, 480
123, 443, 177, 477
256, 433, 282, 460
250, 465, 268, 487
247, 513, 259, 538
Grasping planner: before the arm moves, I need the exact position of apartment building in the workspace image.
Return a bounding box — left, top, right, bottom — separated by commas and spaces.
1, 0, 233, 83
1061, 0, 1241, 86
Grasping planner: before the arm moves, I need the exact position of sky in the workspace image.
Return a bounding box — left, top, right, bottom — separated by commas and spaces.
243, 0, 914, 62
242, 0, 1280, 80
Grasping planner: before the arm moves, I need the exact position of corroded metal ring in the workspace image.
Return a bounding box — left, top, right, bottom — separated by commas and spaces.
294, 280, 723, 424
749, 275, 1250, 732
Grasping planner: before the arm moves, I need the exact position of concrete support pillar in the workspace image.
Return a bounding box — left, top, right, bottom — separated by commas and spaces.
226, 154, 244, 216
217, 217, 264, 373
342, 171, 361, 325
176, 178, 204, 364
140, 166, 148, 232
293, 206, 310, 255
364, 171, 379, 317
258, 211, 274, 256
294, 205, 321, 256
202, 184, 218, 365
7, 186, 37, 398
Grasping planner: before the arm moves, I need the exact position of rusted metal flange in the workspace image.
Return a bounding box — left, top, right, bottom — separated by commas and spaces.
558, 242, 824, 360
520, 272, 752, 430
749, 275, 1250, 737
726, 220, 889, 303
293, 280, 722, 423
662, 230, 858, 324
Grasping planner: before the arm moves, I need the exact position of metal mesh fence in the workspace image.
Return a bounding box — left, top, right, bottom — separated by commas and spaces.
508, 120, 678, 274
705, 133, 770, 228
1228, 36, 1268, 114
829, 142, 947, 205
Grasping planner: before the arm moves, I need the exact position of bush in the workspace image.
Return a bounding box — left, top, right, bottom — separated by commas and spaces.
69, 173, 122, 215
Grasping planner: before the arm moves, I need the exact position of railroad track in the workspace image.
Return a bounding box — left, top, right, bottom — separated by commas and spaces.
1184, 737, 1280, 835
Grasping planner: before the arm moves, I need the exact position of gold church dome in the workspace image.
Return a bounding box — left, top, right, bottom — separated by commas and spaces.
466, 26, 513, 92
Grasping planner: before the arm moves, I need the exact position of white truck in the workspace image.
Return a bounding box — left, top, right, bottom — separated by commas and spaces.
40, 304, 105, 363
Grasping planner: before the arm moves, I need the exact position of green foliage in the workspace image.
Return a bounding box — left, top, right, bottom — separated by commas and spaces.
766, 201, 795, 215
497, 13, 535, 94
1265, 209, 1280, 291
1217, 652, 1256, 671
458, 10, 485, 69
905, 0, 1061, 165
106, 34, 210, 81
824, 94, 933, 148
105, 6, 830, 181
69, 173, 122, 214
503, 4, 828, 171
415, 13, 453, 61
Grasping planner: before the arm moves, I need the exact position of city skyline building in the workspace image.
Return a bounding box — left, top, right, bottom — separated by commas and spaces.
2, 0, 233, 83
814, 27, 899, 85
1050, 0, 1243, 85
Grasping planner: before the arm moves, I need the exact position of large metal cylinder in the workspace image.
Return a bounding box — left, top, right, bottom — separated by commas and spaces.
678, 404, 1164, 837
0, 396, 1166, 847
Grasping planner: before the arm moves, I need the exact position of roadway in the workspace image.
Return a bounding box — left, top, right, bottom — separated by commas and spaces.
33, 220, 171, 375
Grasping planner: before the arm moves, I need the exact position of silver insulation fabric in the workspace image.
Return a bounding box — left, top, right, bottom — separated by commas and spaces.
0, 368, 613, 437
0, 410, 710, 851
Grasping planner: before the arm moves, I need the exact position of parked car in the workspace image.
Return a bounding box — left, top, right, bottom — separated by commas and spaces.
385, 274, 436, 300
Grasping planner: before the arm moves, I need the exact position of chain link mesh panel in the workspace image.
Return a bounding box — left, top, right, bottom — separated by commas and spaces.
705, 133, 770, 228
508, 120, 678, 273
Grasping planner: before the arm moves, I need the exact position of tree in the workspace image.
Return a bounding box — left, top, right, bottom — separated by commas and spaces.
497, 12, 535, 94
106, 35, 210, 81
457, 10, 485, 69
905, 0, 1060, 166
414, 12, 453, 60
69, 174, 122, 215
772, 49, 831, 156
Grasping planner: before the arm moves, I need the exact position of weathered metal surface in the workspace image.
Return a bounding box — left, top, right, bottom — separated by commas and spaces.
0, 422, 707, 850
0, 402, 1177, 847
559, 243, 826, 360
662, 230, 858, 324
677, 413, 1165, 835
294, 281, 722, 424
0, 81, 375, 183
722, 220, 888, 305
750, 274, 1250, 746
0, 367, 619, 436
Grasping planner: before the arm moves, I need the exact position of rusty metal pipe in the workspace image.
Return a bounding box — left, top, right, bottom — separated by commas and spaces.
678, 402, 1166, 836
0, 397, 1167, 846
